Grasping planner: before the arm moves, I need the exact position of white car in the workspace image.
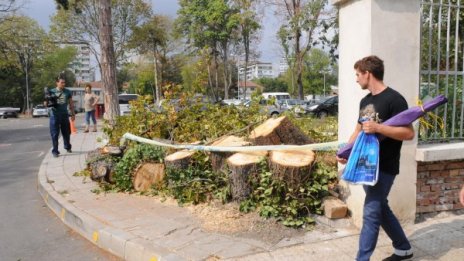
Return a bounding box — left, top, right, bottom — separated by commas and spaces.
32, 105, 49, 117
118, 94, 140, 116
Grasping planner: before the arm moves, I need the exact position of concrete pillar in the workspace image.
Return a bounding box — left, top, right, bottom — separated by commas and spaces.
332, 0, 421, 227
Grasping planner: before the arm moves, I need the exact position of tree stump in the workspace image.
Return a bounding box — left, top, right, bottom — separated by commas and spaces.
86, 148, 117, 183
269, 150, 316, 190
249, 116, 312, 145
227, 151, 267, 201
132, 162, 165, 192
165, 150, 195, 169
102, 145, 123, 156
210, 135, 251, 173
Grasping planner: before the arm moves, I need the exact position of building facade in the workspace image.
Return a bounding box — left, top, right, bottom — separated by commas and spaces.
238, 62, 273, 81
60, 41, 95, 85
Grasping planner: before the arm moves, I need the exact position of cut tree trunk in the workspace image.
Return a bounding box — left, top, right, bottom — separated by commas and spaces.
132, 162, 165, 192
210, 135, 250, 173
86, 148, 116, 183
102, 145, 123, 156
227, 151, 267, 201
269, 150, 316, 190
249, 116, 312, 145
165, 150, 196, 170
91, 160, 115, 182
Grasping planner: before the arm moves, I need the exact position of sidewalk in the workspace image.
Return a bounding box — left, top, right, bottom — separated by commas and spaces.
38, 129, 464, 261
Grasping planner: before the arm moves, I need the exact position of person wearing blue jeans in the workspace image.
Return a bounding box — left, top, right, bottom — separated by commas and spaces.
45, 77, 75, 157
337, 56, 415, 261
83, 84, 99, 132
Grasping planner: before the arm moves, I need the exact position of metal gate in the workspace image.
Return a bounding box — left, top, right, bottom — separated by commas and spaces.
420, 0, 464, 142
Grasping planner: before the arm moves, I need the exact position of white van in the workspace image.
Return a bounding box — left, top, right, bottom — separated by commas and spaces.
261, 92, 291, 101
118, 94, 139, 116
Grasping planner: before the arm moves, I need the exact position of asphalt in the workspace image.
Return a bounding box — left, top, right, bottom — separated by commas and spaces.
38, 121, 464, 261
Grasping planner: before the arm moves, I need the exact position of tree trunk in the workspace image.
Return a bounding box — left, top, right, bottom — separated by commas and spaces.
132, 162, 165, 192
153, 45, 160, 104
249, 116, 312, 145
99, 0, 119, 126
86, 148, 117, 183
269, 150, 315, 191
165, 150, 195, 170
210, 135, 250, 173
227, 151, 267, 201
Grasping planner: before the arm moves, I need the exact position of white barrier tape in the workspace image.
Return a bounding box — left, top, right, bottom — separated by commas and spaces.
121, 133, 345, 152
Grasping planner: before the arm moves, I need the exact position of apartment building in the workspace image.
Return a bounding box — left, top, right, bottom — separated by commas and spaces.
238, 62, 274, 81
60, 41, 95, 85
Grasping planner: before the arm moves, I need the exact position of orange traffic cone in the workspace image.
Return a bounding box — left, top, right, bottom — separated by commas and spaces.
70, 118, 77, 135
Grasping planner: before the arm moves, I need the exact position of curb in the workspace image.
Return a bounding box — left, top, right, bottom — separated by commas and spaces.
37, 152, 186, 261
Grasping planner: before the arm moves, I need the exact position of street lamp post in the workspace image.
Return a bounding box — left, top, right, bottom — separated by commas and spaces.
323, 71, 326, 97
25, 46, 30, 115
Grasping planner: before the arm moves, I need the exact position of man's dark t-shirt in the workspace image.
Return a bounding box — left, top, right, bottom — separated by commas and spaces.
358, 87, 408, 175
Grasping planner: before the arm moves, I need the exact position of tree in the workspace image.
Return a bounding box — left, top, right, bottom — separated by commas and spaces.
175, 0, 240, 100
0, 15, 47, 112
269, 0, 336, 99
31, 46, 77, 105
98, 0, 119, 124
232, 0, 261, 99
55, 0, 121, 125
128, 15, 171, 104
51, 0, 152, 70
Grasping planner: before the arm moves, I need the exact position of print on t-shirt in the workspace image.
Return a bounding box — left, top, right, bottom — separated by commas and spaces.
360, 104, 381, 123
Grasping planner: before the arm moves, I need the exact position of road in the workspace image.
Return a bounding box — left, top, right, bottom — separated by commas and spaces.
0, 117, 120, 261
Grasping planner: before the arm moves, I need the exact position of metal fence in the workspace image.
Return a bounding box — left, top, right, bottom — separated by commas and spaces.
420, 0, 464, 143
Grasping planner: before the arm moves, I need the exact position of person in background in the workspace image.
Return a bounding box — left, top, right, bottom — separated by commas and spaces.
45, 77, 75, 158
83, 83, 99, 132
336, 55, 415, 261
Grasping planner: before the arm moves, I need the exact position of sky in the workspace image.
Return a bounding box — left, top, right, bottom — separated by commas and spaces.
20, 0, 282, 76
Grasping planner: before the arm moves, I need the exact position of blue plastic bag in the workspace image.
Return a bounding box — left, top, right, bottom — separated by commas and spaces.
341, 131, 379, 186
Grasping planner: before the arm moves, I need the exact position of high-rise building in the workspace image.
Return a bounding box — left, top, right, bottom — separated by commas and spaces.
60, 41, 95, 85
279, 58, 290, 75
238, 61, 274, 80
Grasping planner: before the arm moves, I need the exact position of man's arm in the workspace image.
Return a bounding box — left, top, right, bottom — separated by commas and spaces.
362, 121, 414, 141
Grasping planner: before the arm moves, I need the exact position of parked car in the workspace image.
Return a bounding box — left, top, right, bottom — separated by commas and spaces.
307, 95, 338, 118
32, 105, 49, 117
0, 107, 19, 119
221, 99, 249, 106
118, 94, 140, 116
279, 99, 309, 115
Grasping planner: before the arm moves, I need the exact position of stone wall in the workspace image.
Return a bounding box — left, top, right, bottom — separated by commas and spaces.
417, 160, 464, 213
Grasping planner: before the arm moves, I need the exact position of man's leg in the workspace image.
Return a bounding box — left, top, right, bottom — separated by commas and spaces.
49, 115, 60, 156
356, 172, 396, 261
60, 115, 72, 152
380, 176, 413, 260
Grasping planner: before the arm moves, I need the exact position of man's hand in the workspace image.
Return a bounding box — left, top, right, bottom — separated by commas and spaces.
460, 185, 464, 206
362, 120, 379, 134
336, 156, 347, 165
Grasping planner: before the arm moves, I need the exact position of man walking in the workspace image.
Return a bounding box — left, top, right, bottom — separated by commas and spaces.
337, 56, 415, 261
45, 77, 75, 158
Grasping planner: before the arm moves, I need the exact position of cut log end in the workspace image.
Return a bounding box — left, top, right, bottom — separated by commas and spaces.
270, 150, 315, 167
165, 150, 195, 169
133, 162, 165, 192
249, 116, 312, 145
